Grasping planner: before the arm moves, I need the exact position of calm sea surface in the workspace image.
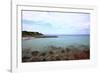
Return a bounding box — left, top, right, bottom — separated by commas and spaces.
22, 35, 90, 51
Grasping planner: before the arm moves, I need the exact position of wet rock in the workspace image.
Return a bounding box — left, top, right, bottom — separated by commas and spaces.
48, 51, 54, 55
40, 52, 46, 56
31, 51, 39, 56
22, 56, 31, 62
65, 48, 70, 52
61, 49, 65, 53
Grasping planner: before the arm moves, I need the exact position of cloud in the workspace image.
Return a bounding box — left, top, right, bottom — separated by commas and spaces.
22, 11, 90, 35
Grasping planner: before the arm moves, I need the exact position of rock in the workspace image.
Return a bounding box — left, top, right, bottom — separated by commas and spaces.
22, 56, 31, 62
31, 51, 39, 56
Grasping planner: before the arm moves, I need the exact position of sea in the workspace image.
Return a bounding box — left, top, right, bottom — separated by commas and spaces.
22, 35, 90, 52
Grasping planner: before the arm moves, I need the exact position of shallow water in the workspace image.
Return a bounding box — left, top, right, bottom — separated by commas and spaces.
22, 35, 90, 52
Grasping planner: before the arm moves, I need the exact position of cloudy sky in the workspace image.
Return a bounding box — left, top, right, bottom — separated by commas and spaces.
22, 11, 90, 35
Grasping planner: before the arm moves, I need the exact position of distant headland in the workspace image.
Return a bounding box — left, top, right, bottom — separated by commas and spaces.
22, 31, 58, 38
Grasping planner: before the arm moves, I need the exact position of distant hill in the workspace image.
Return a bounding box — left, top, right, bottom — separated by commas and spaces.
22, 31, 43, 37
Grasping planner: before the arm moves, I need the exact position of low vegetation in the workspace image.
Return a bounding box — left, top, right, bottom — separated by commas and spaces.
22, 31, 43, 37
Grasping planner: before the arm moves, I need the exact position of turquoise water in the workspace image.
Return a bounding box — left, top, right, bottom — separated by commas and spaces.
22, 35, 90, 52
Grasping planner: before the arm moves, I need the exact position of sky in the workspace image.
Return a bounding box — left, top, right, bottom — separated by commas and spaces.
22, 11, 90, 35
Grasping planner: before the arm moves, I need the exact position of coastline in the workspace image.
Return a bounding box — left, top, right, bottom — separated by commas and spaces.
22, 37, 35, 40
22, 35, 58, 40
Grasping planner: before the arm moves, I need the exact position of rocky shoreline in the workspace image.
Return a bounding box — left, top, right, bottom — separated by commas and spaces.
22, 45, 90, 62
